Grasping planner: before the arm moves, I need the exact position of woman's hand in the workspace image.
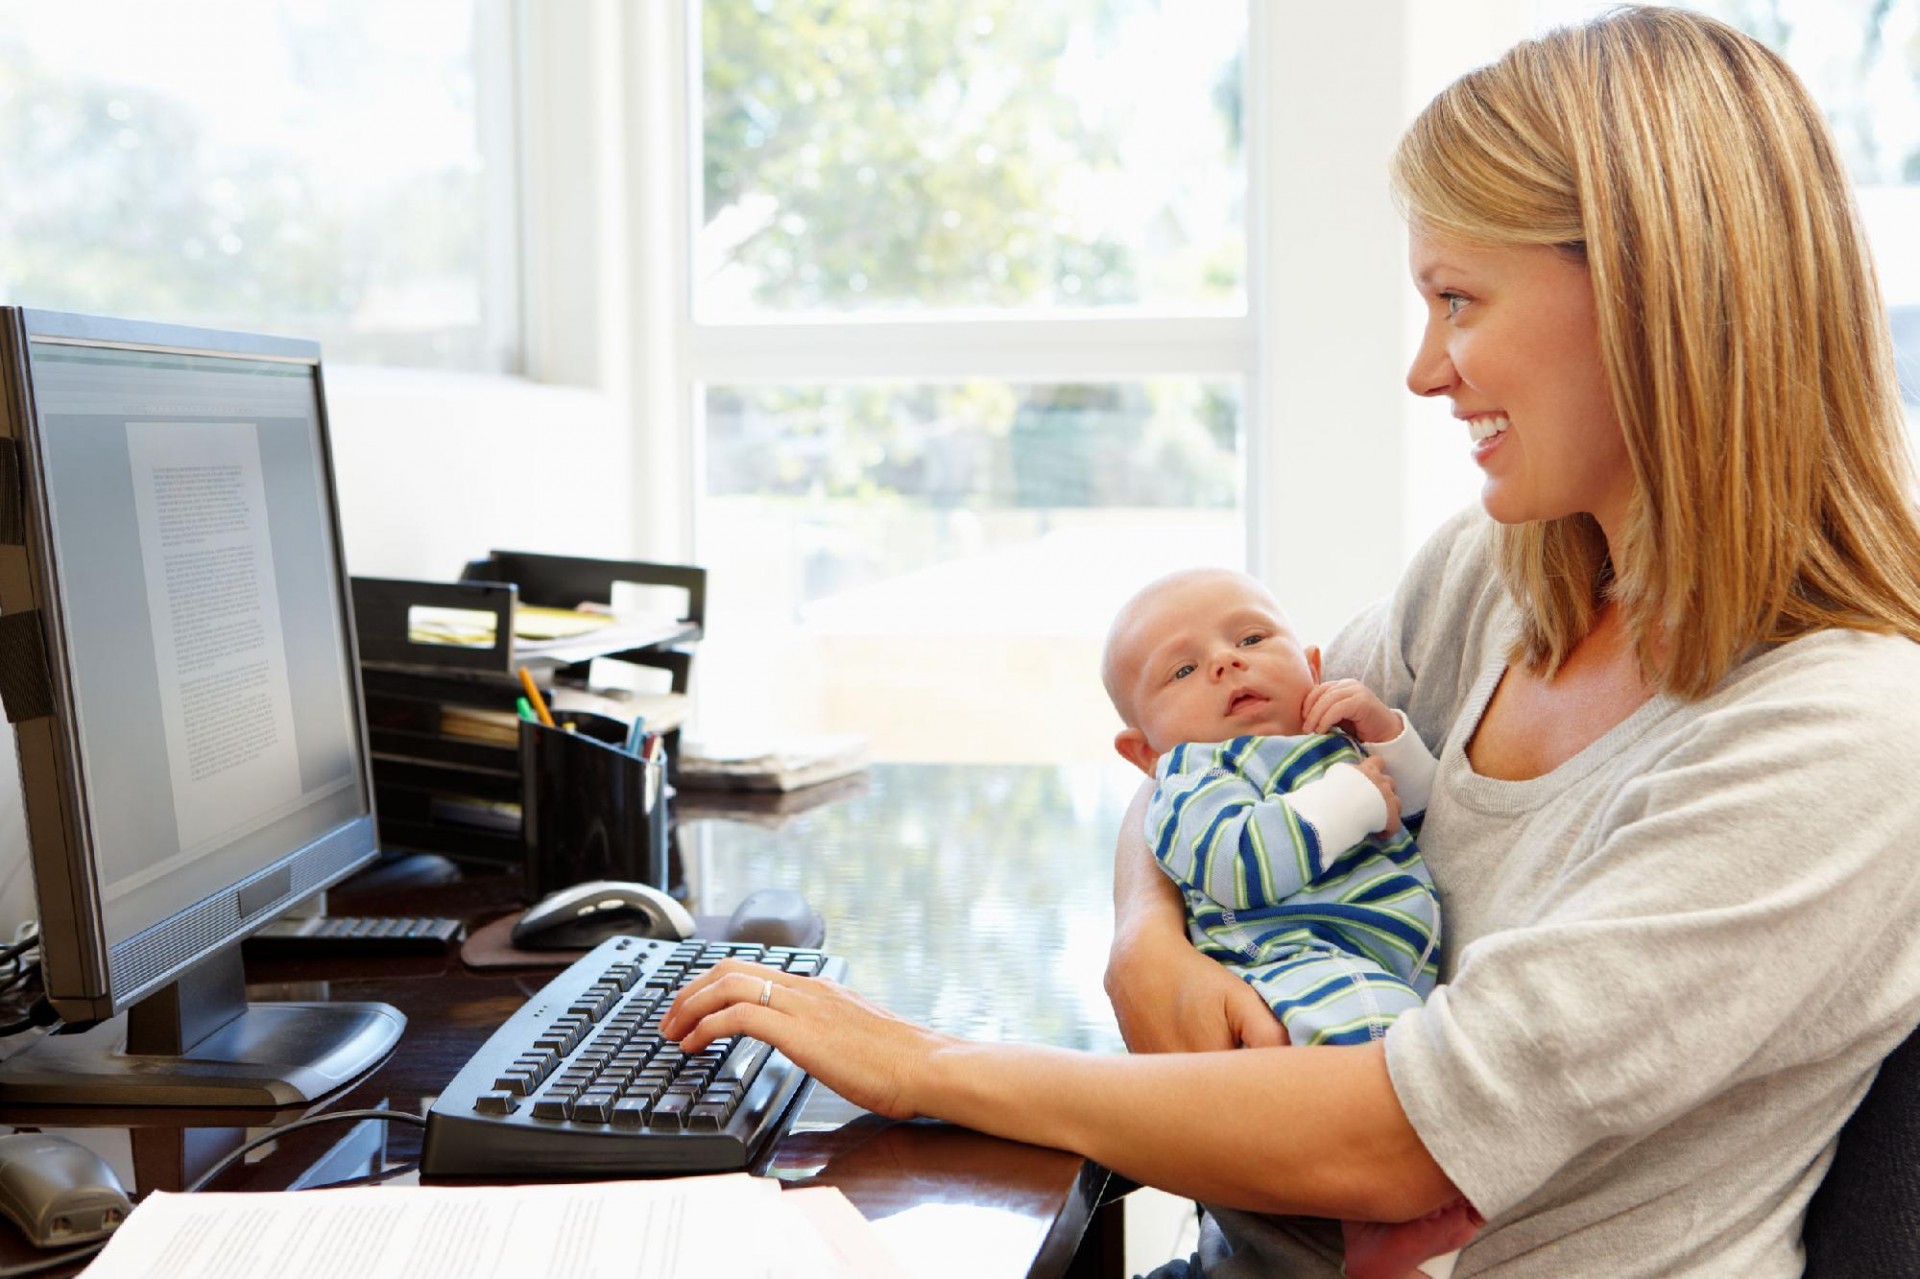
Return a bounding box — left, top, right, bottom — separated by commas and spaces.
659, 959, 956, 1120
1106, 922, 1287, 1052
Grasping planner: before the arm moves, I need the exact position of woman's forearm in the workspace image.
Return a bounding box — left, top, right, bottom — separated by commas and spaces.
918, 1036, 1458, 1222
1107, 779, 1286, 1052
1109, 778, 1187, 945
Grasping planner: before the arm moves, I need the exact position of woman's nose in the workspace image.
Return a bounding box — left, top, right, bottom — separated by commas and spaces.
1406, 325, 1455, 398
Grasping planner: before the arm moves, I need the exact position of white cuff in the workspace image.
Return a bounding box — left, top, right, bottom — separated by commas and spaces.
1360, 709, 1437, 818
1285, 761, 1389, 857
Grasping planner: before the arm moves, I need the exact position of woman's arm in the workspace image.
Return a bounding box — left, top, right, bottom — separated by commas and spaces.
660, 959, 1458, 1222
1106, 778, 1284, 1052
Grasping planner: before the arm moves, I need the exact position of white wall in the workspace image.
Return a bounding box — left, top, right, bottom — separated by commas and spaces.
325, 367, 634, 577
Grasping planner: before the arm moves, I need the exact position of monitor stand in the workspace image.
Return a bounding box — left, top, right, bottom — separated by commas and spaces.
0, 947, 403, 1107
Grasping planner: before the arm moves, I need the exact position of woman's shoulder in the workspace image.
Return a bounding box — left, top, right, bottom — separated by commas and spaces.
1717, 627, 1920, 730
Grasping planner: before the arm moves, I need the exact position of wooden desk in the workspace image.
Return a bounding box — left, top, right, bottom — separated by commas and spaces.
0, 762, 1142, 1278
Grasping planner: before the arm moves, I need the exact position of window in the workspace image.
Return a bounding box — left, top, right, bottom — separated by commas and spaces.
691, 0, 1251, 762
0, 0, 516, 370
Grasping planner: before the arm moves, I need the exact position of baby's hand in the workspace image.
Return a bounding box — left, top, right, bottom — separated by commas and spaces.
1355, 756, 1402, 836
1301, 679, 1402, 744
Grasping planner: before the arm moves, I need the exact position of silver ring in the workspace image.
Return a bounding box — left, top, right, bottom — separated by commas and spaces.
758, 978, 774, 1008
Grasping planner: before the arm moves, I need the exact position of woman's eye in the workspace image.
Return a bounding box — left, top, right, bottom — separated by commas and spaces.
1238, 633, 1265, 648
1442, 292, 1468, 317
1172, 664, 1196, 681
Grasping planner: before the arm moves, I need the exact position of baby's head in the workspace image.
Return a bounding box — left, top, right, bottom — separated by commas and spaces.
1102, 568, 1321, 776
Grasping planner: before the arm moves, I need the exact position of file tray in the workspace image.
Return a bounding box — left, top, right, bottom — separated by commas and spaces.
352, 551, 705, 675
349, 553, 705, 874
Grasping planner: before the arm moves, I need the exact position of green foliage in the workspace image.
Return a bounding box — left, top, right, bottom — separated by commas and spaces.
702, 0, 1173, 310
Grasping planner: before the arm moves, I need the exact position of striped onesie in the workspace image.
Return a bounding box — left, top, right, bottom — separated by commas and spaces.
1147, 717, 1442, 1047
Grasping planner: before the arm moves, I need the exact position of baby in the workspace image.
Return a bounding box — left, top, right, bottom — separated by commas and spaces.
1102, 567, 1478, 1279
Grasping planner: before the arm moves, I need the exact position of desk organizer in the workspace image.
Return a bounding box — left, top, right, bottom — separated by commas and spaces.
521, 711, 668, 898
352, 551, 703, 877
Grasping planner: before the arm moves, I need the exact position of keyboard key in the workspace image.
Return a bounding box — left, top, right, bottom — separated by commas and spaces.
474, 1090, 518, 1115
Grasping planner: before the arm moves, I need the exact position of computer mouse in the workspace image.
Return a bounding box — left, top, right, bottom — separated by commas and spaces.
723, 888, 825, 949
0, 1133, 131, 1248
511, 880, 695, 951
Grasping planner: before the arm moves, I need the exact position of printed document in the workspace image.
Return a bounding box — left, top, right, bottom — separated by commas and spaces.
126, 421, 301, 855
78, 1174, 907, 1279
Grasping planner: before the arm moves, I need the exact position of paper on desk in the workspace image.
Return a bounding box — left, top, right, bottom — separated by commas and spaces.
79, 1174, 889, 1279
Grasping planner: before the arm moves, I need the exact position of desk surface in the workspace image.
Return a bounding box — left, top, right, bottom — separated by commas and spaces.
0, 762, 1142, 1279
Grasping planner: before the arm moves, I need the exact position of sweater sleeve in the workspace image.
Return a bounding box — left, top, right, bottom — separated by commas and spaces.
1148, 740, 1383, 911
1358, 710, 1438, 818
1384, 636, 1920, 1221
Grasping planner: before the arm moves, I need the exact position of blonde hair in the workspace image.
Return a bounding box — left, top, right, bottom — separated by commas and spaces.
1391, 5, 1920, 697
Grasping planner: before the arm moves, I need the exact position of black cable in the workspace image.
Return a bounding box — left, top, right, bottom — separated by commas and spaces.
0, 997, 55, 1039
182, 1108, 428, 1194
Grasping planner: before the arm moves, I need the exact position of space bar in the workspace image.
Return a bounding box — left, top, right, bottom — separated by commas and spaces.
717, 1037, 772, 1084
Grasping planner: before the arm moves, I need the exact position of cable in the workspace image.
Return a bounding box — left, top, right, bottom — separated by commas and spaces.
183, 1108, 428, 1195
0, 997, 55, 1040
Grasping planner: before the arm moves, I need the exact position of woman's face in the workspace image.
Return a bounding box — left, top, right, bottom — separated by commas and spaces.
1406, 229, 1633, 538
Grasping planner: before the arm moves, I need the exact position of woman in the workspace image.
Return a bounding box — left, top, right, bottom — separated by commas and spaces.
664, 10, 1920, 1274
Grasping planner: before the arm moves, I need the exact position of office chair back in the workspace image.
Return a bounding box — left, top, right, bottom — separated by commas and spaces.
1802, 1023, 1920, 1277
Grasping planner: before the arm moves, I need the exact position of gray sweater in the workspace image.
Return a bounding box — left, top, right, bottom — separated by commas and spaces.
1202, 508, 1920, 1277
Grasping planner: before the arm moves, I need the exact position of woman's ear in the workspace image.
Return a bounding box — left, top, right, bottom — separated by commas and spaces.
1114, 728, 1159, 776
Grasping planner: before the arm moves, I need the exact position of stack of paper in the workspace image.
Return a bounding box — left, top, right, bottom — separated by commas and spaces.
78, 1173, 906, 1279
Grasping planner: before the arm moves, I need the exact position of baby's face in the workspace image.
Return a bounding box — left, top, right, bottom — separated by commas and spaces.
1109, 572, 1320, 764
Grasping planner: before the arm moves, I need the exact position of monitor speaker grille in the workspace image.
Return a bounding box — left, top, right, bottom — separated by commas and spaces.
108, 822, 372, 1004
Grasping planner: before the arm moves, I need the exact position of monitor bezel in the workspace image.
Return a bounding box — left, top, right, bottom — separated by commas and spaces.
0, 307, 382, 1022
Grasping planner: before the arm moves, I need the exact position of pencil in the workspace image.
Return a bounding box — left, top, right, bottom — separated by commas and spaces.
516, 666, 555, 727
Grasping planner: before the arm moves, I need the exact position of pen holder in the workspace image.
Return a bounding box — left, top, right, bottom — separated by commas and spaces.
519, 710, 668, 899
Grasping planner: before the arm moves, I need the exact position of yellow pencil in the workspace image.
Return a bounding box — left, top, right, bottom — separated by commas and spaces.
516, 666, 555, 728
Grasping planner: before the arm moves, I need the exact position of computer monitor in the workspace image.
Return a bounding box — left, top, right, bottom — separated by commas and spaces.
0, 308, 402, 1107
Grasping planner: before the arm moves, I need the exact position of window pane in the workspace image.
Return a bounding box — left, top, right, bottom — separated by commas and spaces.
697, 379, 1243, 762
698, 0, 1247, 317
0, 1, 502, 370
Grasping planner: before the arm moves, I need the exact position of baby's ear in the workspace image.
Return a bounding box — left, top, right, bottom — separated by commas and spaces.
1307, 645, 1322, 683
1114, 728, 1159, 777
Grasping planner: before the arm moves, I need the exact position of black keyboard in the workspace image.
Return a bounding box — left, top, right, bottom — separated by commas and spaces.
421, 934, 845, 1179
243, 915, 464, 957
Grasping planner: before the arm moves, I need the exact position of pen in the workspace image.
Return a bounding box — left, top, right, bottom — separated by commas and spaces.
516, 666, 555, 728
515, 697, 535, 723
624, 714, 648, 756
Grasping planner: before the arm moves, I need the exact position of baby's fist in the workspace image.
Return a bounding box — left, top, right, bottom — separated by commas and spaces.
1302, 680, 1402, 744
1356, 756, 1402, 836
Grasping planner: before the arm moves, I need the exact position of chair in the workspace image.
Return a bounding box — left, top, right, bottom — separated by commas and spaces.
1802, 1024, 1920, 1277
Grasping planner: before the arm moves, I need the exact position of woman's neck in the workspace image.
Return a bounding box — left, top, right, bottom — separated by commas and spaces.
1467, 600, 1658, 781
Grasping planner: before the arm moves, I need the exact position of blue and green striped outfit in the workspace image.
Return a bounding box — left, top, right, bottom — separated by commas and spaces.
1148, 731, 1441, 1047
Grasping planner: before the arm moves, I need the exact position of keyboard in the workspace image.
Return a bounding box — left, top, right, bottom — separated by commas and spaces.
243, 915, 464, 957
421, 934, 845, 1179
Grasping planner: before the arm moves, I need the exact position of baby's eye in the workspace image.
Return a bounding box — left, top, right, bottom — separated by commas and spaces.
1172, 663, 1196, 681
1238, 633, 1265, 648
1441, 292, 1468, 317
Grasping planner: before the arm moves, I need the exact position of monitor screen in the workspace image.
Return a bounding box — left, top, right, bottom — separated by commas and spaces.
29, 338, 368, 949
0, 309, 398, 1107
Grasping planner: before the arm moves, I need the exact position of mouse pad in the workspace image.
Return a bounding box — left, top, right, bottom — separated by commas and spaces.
460, 910, 825, 969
